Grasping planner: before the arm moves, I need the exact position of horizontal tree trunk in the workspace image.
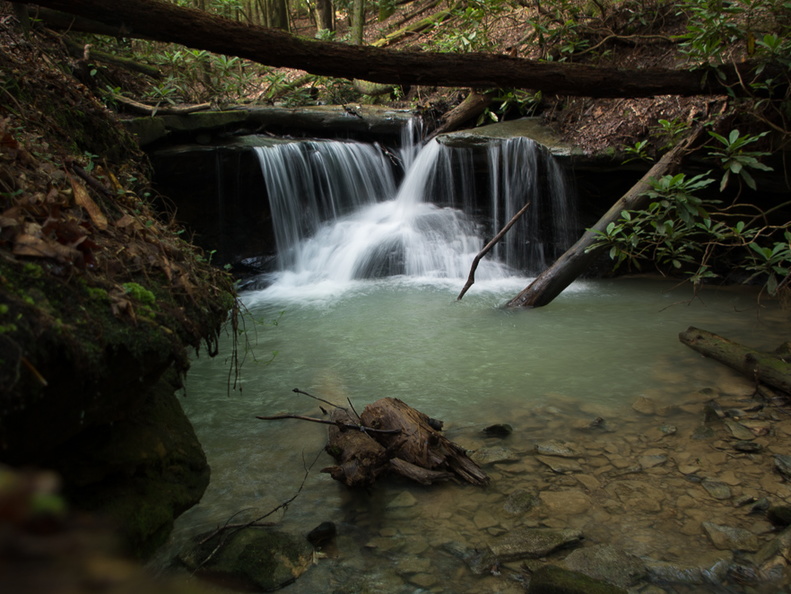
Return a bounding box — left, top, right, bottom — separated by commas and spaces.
14, 0, 780, 98
505, 128, 701, 308
679, 327, 791, 395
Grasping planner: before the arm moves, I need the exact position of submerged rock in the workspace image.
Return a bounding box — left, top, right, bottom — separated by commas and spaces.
562, 544, 646, 589
503, 489, 539, 514
702, 522, 759, 551
482, 423, 513, 437
535, 439, 581, 458
180, 527, 313, 591
527, 564, 627, 594
489, 527, 583, 561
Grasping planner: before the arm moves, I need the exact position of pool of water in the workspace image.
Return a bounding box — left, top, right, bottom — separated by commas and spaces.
154, 277, 790, 592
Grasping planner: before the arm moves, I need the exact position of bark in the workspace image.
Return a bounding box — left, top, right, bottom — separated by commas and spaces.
314, 0, 334, 31
360, 397, 489, 486
679, 327, 791, 395
322, 408, 390, 488
427, 90, 493, 139
12, 0, 780, 97
350, 0, 365, 45
505, 129, 702, 308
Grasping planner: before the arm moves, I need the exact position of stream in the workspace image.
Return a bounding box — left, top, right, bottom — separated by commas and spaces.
155, 276, 790, 593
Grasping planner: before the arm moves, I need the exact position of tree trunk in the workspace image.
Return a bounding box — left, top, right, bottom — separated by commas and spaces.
505, 129, 701, 308
314, 0, 334, 32
350, 0, 365, 45
12, 0, 779, 98
679, 327, 791, 395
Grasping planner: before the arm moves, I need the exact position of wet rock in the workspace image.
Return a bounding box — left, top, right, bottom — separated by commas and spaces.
535, 439, 581, 458
536, 455, 583, 474
692, 424, 716, 439
562, 544, 646, 589
701, 480, 732, 500
179, 527, 312, 591
632, 396, 656, 415
768, 506, 791, 527
538, 490, 592, 515
734, 440, 762, 453
751, 497, 771, 514
504, 489, 539, 514
755, 526, 791, 572
527, 564, 627, 594
471, 446, 518, 466
387, 491, 417, 508
703, 400, 725, 423
643, 555, 731, 586
774, 455, 791, 480
638, 454, 668, 469
659, 424, 677, 436
724, 419, 755, 441
489, 527, 583, 561
702, 522, 759, 551
571, 416, 609, 432
307, 521, 336, 548
482, 423, 513, 437
606, 481, 663, 513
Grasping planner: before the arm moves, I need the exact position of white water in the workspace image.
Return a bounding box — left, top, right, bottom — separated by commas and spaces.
253, 132, 574, 295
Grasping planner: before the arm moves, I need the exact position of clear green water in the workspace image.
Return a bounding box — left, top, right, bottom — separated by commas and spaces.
157, 277, 789, 592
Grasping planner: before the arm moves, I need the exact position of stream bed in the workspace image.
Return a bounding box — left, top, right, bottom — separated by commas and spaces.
155, 276, 791, 593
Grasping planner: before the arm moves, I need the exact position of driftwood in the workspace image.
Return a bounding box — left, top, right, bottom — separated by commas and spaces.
360, 397, 490, 486
260, 393, 489, 488
679, 327, 791, 395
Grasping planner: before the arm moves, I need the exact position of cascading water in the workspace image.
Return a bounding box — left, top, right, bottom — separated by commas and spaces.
253, 123, 577, 290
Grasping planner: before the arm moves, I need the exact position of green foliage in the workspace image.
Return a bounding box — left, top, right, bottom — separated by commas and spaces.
745, 232, 791, 294
424, 0, 509, 53
654, 117, 692, 151
705, 129, 773, 191
589, 153, 790, 294
622, 139, 654, 164
477, 89, 543, 125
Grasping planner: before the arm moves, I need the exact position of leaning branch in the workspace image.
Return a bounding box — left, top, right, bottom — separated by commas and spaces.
12, 0, 783, 98
457, 201, 531, 301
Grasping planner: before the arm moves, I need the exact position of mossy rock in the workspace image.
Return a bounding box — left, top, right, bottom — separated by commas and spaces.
528, 565, 628, 594
180, 527, 313, 591
52, 369, 210, 558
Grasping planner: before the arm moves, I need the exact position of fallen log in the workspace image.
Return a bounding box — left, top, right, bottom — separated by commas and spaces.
360, 397, 490, 486
679, 326, 791, 395
261, 393, 489, 488
322, 408, 390, 488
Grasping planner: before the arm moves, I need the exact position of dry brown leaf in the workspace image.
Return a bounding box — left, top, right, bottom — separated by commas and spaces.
13, 233, 79, 263
67, 171, 108, 231
115, 213, 142, 232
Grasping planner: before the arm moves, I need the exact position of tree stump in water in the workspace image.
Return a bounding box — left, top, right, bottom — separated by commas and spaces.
322, 397, 489, 488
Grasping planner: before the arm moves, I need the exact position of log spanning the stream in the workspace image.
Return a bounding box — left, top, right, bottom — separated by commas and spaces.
259, 395, 489, 488
679, 327, 791, 395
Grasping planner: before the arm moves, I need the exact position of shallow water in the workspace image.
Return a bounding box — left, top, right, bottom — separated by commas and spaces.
157, 277, 790, 592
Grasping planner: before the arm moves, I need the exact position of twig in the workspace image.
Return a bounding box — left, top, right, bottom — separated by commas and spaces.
457, 201, 531, 300
194, 448, 325, 570
292, 387, 346, 410
256, 413, 401, 434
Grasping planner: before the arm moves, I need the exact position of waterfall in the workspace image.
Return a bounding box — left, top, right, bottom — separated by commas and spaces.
253, 126, 576, 289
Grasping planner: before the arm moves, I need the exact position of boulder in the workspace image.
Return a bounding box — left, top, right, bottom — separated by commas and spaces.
180, 526, 313, 591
